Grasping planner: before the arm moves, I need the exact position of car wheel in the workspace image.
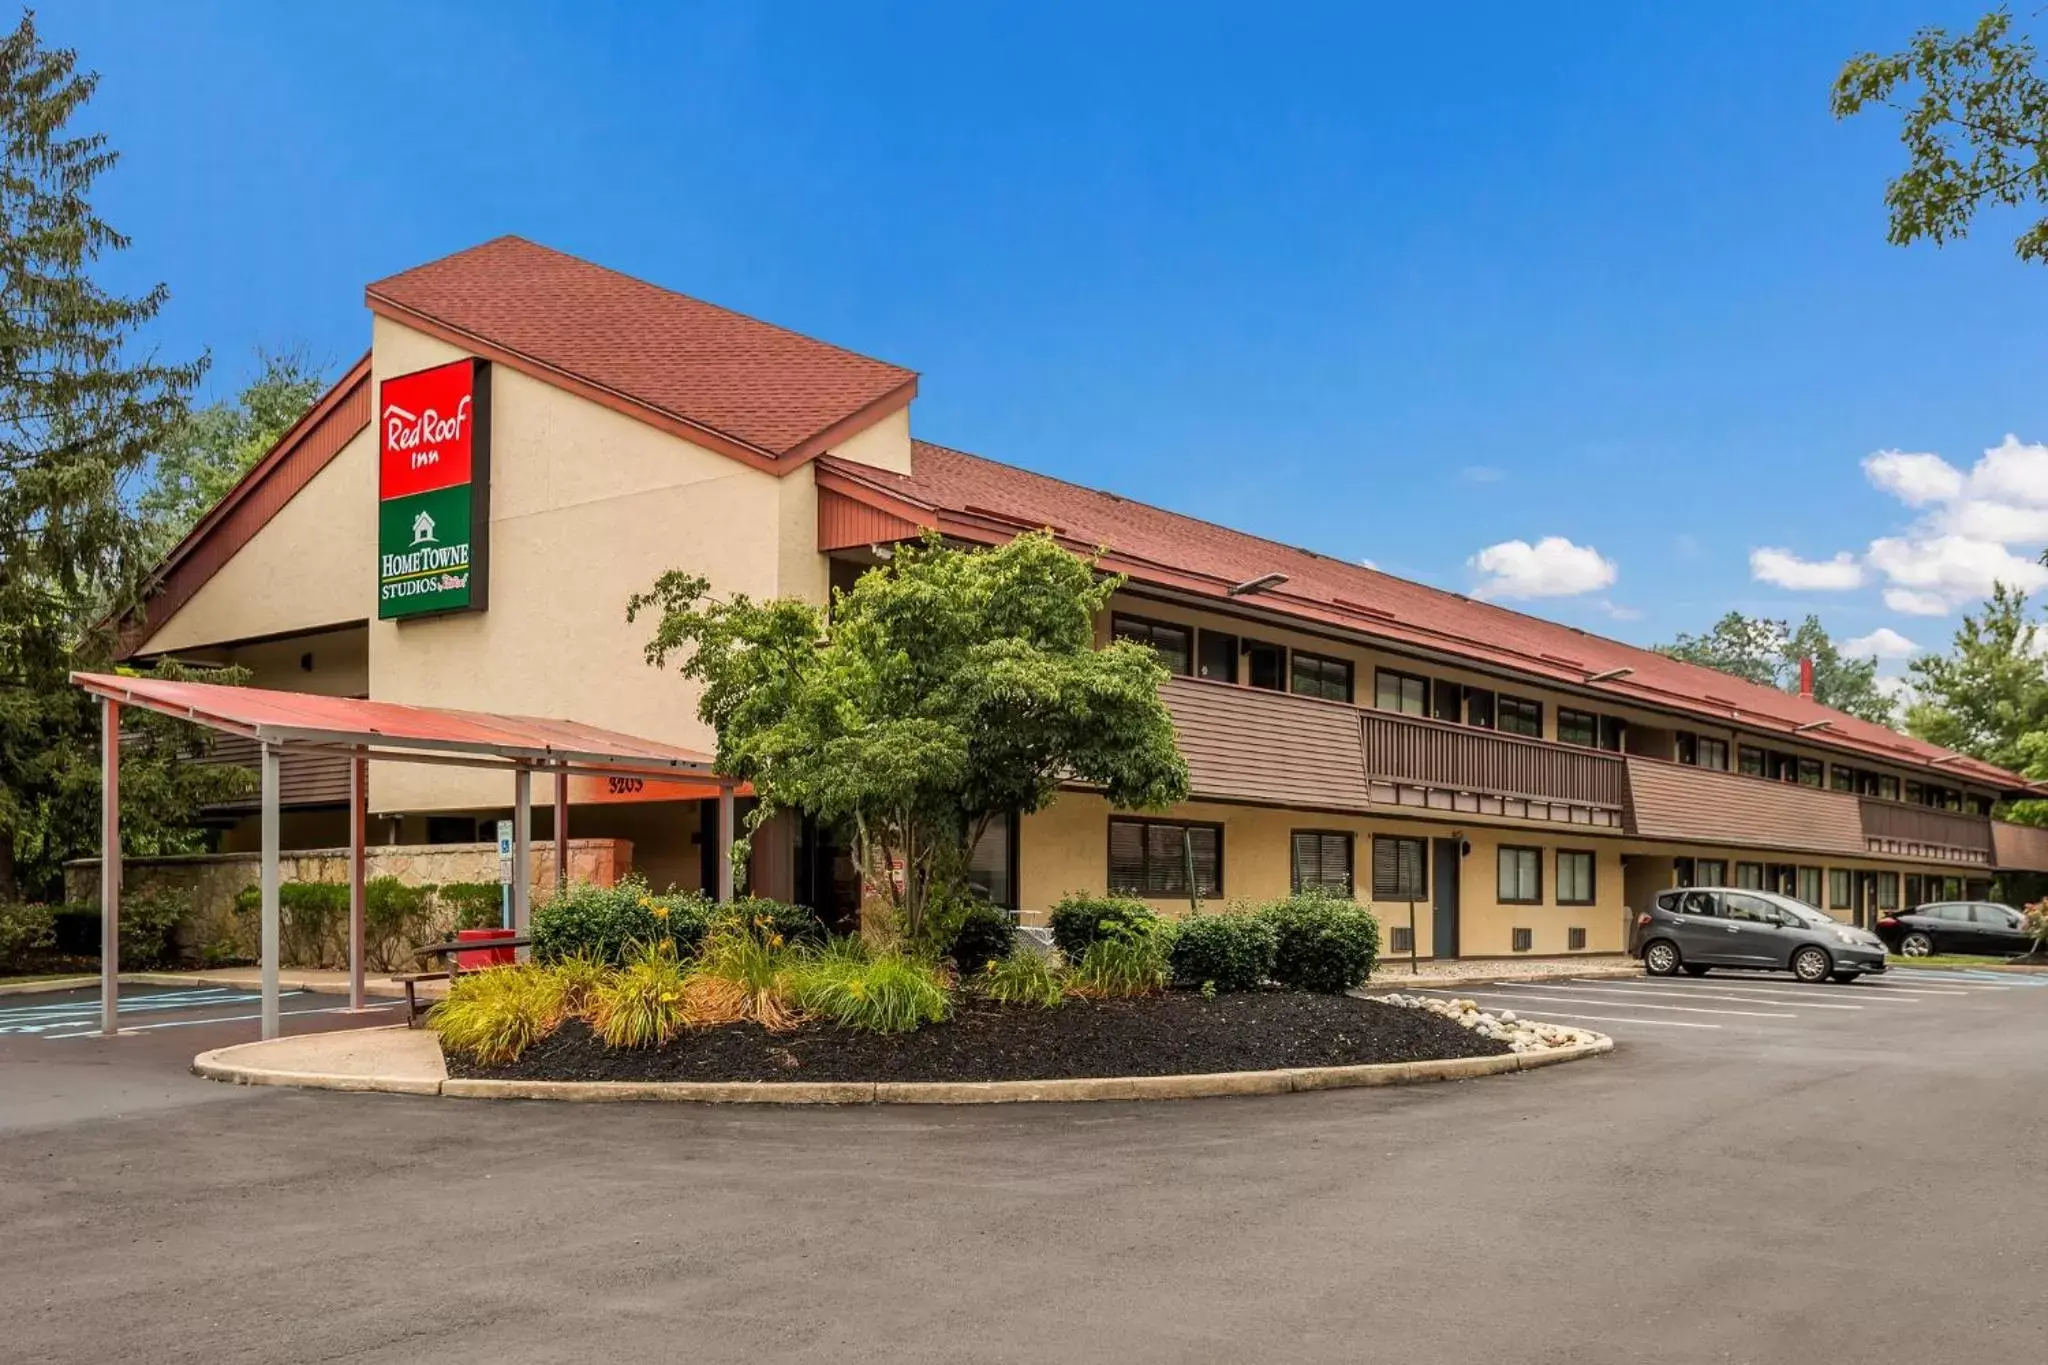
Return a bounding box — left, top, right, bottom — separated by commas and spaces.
1683, 964, 1711, 976
1900, 931, 1935, 957
1792, 945, 1833, 983
1643, 939, 1682, 976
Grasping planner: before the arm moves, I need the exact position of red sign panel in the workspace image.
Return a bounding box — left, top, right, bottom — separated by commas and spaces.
379, 359, 480, 500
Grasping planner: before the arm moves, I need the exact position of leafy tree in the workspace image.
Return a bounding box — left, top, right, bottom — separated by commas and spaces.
0, 14, 244, 898
1906, 584, 2048, 791
139, 348, 323, 557
1659, 612, 1897, 725
1832, 7, 2048, 264
629, 532, 1191, 942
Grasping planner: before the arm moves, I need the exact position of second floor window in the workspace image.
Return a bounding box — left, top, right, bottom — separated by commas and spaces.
1497, 695, 1542, 737
1111, 615, 1190, 676
1292, 651, 1354, 703
1375, 669, 1429, 716
1797, 758, 1823, 788
1739, 746, 1765, 777
1558, 708, 1598, 747
1680, 733, 1730, 770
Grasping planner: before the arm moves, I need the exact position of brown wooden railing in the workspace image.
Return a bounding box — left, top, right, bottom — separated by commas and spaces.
1859, 798, 1994, 859
194, 733, 353, 809
1360, 708, 1627, 810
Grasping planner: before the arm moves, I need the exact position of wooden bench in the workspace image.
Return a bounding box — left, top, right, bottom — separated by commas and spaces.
397, 935, 533, 1027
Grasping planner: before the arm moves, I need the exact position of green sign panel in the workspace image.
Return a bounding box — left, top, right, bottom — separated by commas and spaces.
378, 485, 476, 618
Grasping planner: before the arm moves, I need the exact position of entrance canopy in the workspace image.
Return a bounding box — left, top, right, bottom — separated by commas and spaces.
72, 672, 742, 1042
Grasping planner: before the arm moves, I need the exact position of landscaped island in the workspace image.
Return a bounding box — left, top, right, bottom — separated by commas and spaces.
429, 881, 1558, 1087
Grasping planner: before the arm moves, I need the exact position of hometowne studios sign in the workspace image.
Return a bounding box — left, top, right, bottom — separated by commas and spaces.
377, 358, 491, 620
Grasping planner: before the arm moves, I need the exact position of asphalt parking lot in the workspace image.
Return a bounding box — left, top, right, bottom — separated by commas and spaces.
1, 969, 2043, 1365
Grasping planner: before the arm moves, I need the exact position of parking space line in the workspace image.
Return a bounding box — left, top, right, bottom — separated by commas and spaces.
1399, 990, 1721, 1029
0, 988, 256, 1019
1604, 978, 1940, 1001
44, 999, 403, 1039
1508, 981, 1866, 1010
1411, 987, 1792, 1019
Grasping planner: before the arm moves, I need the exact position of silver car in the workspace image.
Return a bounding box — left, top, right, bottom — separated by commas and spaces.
1629, 887, 1890, 984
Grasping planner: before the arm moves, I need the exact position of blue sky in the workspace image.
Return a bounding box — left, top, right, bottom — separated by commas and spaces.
51, 1, 2048, 678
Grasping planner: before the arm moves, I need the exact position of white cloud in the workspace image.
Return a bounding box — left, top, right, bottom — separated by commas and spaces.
1865, 533, 2048, 614
1962, 434, 2048, 506
1468, 537, 1617, 600
1864, 450, 1964, 506
1931, 498, 2048, 543
1749, 547, 1864, 590
1840, 626, 1919, 659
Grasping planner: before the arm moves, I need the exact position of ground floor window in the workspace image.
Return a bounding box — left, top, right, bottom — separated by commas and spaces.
1107, 818, 1222, 898
1695, 858, 1728, 886
967, 812, 1018, 910
1829, 869, 1851, 909
1556, 849, 1595, 905
1291, 830, 1355, 896
1371, 834, 1428, 901
1735, 862, 1764, 890
1876, 871, 1900, 910
1796, 866, 1823, 908
1498, 846, 1542, 904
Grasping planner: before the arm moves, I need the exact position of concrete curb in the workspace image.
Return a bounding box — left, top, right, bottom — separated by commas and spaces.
195, 1035, 1613, 1104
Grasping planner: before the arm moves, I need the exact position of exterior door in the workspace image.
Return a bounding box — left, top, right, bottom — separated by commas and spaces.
1856, 873, 1880, 931
1431, 838, 1461, 959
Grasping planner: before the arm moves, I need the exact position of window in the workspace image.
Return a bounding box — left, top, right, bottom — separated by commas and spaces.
1879, 775, 1900, 801
1375, 668, 1430, 715
1876, 872, 1899, 910
1723, 892, 1777, 923
1291, 651, 1354, 703
1797, 758, 1824, 789
1597, 715, 1627, 752
1558, 708, 1599, 748
1431, 679, 1463, 722
1674, 855, 1695, 887
1245, 640, 1285, 690
1967, 795, 1993, 817
1196, 630, 1238, 682
1905, 874, 1925, 908
1497, 695, 1542, 737
1739, 746, 1766, 777
1107, 818, 1221, 898
1567, 926, 1588, 950
1370, 835, 1428, 900
1905, 781, 1924, 804
1832, 766, 1856, 793
1557, 849, 1595, 905
1796, 866, 1823, 908
1112, 615, 1190, 675
967, 812, 1018, 910
1974, 903, 2023, 929
1829, 869, 1851, 909
1465, 687, 1496, 729
1498, 846, 1542, 904
1735, 861, 1764, 890
1291, 830, 1355, 896
1696, 858, 1728, 886
1698, 737, 1729, 770
1676, 890, 1718, 917
1511, 927, 1534, 952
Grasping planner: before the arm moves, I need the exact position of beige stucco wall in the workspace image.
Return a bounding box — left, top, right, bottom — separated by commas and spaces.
1019, 792, 1631, 957
140, 426, 376, 655
826, 402, 912, 473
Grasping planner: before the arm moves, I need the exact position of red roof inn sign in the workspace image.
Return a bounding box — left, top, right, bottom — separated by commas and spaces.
378, 358, 491, 620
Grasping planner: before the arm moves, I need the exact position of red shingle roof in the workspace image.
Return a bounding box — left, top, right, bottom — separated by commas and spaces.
817, 440, 2034, 791
367, 237, 916, 463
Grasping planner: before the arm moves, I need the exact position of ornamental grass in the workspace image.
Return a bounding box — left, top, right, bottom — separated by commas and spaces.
428, 963, 573, 1064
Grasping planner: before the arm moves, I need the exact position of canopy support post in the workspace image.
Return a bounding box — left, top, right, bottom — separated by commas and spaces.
99, 698, 120, 1036
260, 741, 281, 1040
553, 762, 568, 894
348, 748, 367, 1011
512, 766, 532, 944
717, 781, 735, 904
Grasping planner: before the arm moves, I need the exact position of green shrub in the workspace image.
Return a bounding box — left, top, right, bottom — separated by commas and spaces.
947, 903, 1017, 971
0, 902, 56, 972
532, 877, 714, 965
233, 881, 350, 968
790, 949, 950, 1033
1258, 891, 1380, 993
430, 964, 570, 1064
979, 950, 1066, 1008
589, 944, 691, 1049
1071, 918, 1174, 997
119, 886, 191, 969
1169, 911, 1277, 993
718, 896, 825, 948
366, 876, 441, 971
1048, 894, 1158, 965
438, 882, 506, 933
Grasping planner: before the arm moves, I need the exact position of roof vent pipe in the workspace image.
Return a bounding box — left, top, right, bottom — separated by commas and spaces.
1799, 656, 1814, 700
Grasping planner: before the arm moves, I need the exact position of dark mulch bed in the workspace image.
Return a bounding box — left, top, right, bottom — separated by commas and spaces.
446, 990, 1510, 1085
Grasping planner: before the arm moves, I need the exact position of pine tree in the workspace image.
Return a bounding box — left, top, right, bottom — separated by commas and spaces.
0, 13, 236, 899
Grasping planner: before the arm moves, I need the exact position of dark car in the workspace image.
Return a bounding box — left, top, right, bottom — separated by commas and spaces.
1876, 901, 2035, 959
1629, 887, 1889, 983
